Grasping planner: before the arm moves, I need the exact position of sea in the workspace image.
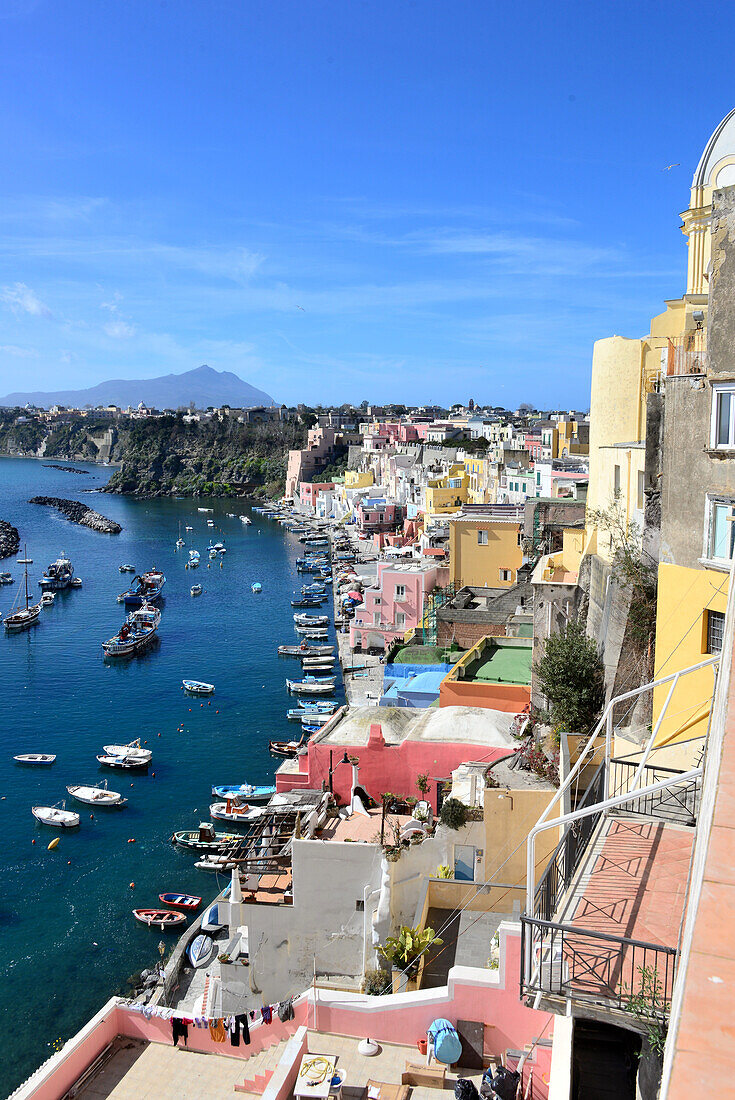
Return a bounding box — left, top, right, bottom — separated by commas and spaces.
0, 457, 342, 1095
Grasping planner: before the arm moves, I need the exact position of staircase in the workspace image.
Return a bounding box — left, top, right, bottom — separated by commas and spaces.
234, 1035, 291, 1094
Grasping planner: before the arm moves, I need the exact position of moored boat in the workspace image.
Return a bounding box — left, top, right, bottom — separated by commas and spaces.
119, 564, 136, 573
96, 754, 149, 770
270, 736, 306, 758
299, 699, 338, 711
301, 654, 336, 667
251, 582, 262, 593
209, 800, 261, 825
211, 783, 276, 802
171, 824, 241, 851
120, 569, 166, 607
278, 643, 334, 657
159, 892, 201, 910
102, 740, 152, 762
133, 909, 186, 929
41, 592, 55, 608
39, 554, 74, 591
0, 572, 13, 584
286, 678, 336, 695
13, 753, 56, 765
32, 802, 80, 827
190, 584, 203, 596
293, 613, 329, 626
4, 549, 41, 632
66, 782, 127, 807
182, 679, 214, 694
102, 602, 161, 658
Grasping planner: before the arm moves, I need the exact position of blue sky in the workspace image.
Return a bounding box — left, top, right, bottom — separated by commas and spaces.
0, 0, 733, 408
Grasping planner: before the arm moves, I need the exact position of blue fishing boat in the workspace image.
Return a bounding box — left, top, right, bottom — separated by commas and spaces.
291, 597, 326, 608
252, 582, 262, 593
299, 699, 338, 711
211, 783, 276, 802
120, 569, 166, 607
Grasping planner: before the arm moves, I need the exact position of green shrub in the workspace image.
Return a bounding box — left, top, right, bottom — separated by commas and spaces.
439, 798, 467, 830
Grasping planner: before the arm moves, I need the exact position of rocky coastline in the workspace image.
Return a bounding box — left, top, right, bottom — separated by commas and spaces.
0, 520, 20, 559
29, 496, 122, 534
41, 463, 91, 475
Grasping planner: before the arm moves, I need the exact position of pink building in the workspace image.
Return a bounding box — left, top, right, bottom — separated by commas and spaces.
286, 427, 343, 499
350, 560, 448, 652
354, 497, 404, 535
299, 481, 334, 510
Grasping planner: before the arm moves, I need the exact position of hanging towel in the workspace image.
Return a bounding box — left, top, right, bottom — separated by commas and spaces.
277, 998, 294, 1022
261, 1005, 273, 1024
209, 1018, 227, 1043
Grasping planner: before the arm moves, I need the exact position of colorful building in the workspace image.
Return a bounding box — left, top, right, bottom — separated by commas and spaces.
448, 506, 525, 589
350, 560, 448, 652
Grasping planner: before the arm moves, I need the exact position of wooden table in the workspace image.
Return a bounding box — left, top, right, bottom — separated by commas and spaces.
294, 1054, 338, 1100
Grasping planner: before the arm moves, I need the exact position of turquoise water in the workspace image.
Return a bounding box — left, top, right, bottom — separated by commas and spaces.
0, 458, 341, 1095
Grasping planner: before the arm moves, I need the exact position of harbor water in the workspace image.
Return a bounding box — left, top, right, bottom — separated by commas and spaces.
0, 457, 343, 1095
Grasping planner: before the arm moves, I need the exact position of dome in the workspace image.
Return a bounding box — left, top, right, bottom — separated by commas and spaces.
692, 107, 735, 190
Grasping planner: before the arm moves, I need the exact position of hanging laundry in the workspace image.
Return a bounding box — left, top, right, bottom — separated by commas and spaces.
209, 1018, 227, 1043
261, 1005, 273, 1024
171, 1018, 189, 1047
277, 998, 294, 1022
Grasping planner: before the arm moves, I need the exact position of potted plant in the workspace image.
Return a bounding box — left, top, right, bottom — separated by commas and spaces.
378, 925, 443, 993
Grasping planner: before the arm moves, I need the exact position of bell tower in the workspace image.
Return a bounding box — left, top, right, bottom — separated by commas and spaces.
681, 107, 735, 297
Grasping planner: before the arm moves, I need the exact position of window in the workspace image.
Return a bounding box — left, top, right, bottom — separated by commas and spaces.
614, 464, 621, 497
637, 470, 645, 511
711, 385, 735, 448
706, 610, 725, 654
394, 584, 406, 600
707, 498, 735, 563
373, 612, 381, 626
374, 597, 381, 605
499, 568, 513, 582
477, 530, 489, 545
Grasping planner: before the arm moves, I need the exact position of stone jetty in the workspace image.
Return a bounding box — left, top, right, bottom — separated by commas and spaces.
29, 496, 122, 534
0, 520, 20, 559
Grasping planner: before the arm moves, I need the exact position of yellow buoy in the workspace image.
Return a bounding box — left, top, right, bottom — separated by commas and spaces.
48, 838, 60, 851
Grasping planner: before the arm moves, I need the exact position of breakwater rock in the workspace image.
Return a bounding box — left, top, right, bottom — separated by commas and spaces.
0, 520, 20, 559
29, 496, 122, 534
42, 464, 90, 475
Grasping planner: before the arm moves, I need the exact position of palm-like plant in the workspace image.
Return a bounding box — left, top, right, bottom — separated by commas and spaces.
378, 925, 443, 977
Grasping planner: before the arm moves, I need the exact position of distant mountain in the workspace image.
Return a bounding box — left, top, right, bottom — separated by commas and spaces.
0, 365, 276, 411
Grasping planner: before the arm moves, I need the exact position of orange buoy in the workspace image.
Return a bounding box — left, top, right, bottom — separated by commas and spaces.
130, 882, 135, 888
67, 860, 71, 865
151, 772, 155, 777
32, 839, 36, 845
128, 838, 136, 844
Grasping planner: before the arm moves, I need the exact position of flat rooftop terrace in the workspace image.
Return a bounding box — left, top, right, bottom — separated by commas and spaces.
468, 645, 532, 686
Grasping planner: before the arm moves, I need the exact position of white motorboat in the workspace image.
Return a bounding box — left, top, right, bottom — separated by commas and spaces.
102, 740, 152, 763
293, 613, 329, 626
185, 525, 193, 531
209, 801, 262, 825
70, 577, 82, 588
197, 507, 213, 513
286, 678, 336, 696
41, 592, 55, 607
182, 679, 215, 694
240, 516, 252, 525
96, 754, 149, 770
67, 782, 127, 807
190, 584, 203, 596
32, 802, 80, 828
13, 753, 56, 765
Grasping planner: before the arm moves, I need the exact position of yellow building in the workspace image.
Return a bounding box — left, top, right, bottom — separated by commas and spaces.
449, 512, 523, 589
344, 469, 374, 490
424, 464, 469, 517
553, 417, 589, 460
464, 456, 495, 504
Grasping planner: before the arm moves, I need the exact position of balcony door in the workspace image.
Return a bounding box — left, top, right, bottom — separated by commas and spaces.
454, 844, 475, 881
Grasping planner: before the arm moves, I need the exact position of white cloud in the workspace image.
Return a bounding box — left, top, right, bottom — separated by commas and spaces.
0, 344, 37, 358
0, 282, 52, 318
103, 320, 136, 339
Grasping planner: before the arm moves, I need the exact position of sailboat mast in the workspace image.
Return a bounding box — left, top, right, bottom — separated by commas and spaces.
24, 544, 29, 610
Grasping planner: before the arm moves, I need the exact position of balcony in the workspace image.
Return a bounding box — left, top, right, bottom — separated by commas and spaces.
665, 330, 707, 377
520, 657, 715, 1029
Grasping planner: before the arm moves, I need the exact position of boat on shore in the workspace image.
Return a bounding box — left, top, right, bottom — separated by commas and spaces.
187, 933, 216, 967
171, 825, 241, 851
182, 679, 214, 695
66, 782, 127, 807
211, 783, 276, 802
159, 892, 201, 910
39, 554, 74, 591
278, 643, 334, 657
270, 736, 306, 758
32, 802, 80, 828
133, 909, 186, 929
4, 550, 41, 632
119, 569, 166, 607
102, 602, 161, 658
14, 753, 56, 765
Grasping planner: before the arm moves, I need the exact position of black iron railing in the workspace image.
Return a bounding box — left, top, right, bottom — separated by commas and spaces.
608, 758, 700, 826
520, 916, 677, 1019
533, 760, 606, 922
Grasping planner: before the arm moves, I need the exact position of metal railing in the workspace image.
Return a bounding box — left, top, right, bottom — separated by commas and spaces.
665, 330, 707, 377
608, 758, 701, 826
533, 761, 606, 922
520, 916, 678, 1019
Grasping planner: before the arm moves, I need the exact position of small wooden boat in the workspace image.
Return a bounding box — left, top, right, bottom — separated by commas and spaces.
103, 741, 152, 762
187, 933, 216, 968
190, 584, 203, 596
299, 699, 338, 711
158, 892, 201, 910
41, 592, 55, 607
182, 679, 215, 694
32, 803, 80, 828
302, 655, 336, 667
171, 824, 241, 851
96, 754, 149, 770
270, 736, 306, 758
294, 626, 329, 638
201, 901, 227, 933
301, 663, 335, 675
209, 801, 261, 824
286, 678, 335, 695
293, 614, 329, 626
300, 711, 332, 726
14, 753, 56, 765
211, 783, 276, 802
290, 598, 326, 608
133, 908, 186, 929
278, 643, 334, 657
67, 782, 127, 807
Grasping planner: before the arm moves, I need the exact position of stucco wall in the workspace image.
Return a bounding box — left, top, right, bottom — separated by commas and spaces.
439, 680, 530, 712
449, 520, 523, 588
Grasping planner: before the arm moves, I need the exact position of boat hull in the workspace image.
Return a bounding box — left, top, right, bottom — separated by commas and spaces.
133, 909, 186, 929
159, 893, 201, 910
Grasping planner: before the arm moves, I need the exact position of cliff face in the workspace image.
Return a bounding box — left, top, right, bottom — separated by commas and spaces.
104, 416, 306, 497
0, 410, 307, 498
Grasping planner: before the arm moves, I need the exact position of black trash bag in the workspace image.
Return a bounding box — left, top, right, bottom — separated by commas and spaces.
486, 1066, 521, 1100
454, 1078, 480, 1100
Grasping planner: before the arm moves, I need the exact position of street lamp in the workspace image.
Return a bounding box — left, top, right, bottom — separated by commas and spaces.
328, 750, 351, 793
